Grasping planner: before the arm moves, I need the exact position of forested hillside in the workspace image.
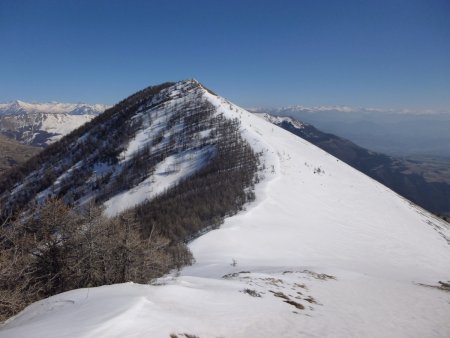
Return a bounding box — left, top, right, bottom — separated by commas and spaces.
0, 80, 259, 320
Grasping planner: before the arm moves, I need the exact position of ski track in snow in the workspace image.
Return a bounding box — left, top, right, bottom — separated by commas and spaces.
2, 81, 450, 338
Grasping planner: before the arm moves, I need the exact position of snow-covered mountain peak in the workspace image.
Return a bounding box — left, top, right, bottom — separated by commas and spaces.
0, 100, 109, 146
1, 80, 449, 338
11, 99, 24, 107
0, 100, 109, 116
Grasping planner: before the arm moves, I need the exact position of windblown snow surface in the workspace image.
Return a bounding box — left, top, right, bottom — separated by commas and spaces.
1, 82, 450, 338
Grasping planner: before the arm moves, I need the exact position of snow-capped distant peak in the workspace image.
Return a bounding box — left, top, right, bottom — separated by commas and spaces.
0, 101, 109, 146
255, 112, 305, 129
253, 105, 450, 115
0, 100, 110, 116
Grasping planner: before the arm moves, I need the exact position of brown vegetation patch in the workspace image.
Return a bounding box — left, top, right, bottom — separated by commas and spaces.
417, 281, 450, 292
241, 288, 262, 297
302, 270, 336, 280
270, 290, 305, 310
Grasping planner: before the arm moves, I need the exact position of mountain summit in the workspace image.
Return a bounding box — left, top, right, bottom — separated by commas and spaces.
1, 80, 449, 338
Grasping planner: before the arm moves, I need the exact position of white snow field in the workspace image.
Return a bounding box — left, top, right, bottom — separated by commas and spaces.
1, 81, 449, 338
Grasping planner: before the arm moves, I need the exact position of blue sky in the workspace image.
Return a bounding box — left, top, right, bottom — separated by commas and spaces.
1, 0, 449, 109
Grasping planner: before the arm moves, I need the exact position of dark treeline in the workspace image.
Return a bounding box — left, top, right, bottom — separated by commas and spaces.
134, 115, 260, 241
94, 92, 218, 204
0, 80, 261, 321
0, 199, 193, 321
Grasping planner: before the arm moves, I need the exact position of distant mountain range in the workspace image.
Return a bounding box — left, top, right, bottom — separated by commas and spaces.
0, 100, 109, 147
255, 104, 448, 115
253, 106, 450, 158
0, 100, 109, 116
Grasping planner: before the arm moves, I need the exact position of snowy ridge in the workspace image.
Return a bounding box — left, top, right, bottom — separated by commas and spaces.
2, 80, 450, 338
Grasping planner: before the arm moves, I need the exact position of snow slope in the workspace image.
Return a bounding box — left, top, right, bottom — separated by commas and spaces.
2, 81, 449, 338
104, 146, 215, 217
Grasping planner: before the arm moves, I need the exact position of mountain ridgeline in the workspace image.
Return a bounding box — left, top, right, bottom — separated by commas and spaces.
0, 80, 259, 319
1, 81, 258, 220
260, 114, 450, 220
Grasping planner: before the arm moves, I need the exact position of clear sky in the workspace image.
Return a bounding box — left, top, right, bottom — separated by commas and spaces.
1, 0, 449, 109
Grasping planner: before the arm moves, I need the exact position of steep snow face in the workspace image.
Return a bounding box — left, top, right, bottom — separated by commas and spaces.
0, 101, 108, 146
190, 91, 450, 281
2, 81, 450, 338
